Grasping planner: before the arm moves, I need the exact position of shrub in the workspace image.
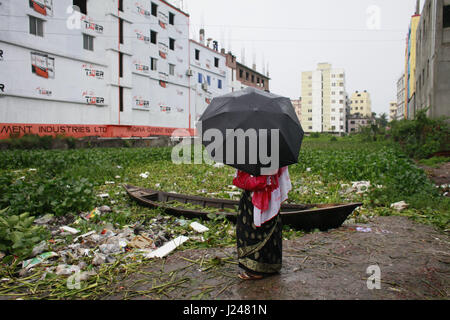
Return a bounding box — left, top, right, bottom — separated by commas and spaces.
0, 208, 49, 259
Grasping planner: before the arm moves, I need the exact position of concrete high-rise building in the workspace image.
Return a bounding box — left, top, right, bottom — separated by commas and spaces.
414, 0, 450, 119
396, 73, 406, 120
349, 90, 372, 117
389, 101, 398, 122
0, 0, 193, 138
301, 63, 346, 134
291, 98, 302, 122
404, 1, 422, 119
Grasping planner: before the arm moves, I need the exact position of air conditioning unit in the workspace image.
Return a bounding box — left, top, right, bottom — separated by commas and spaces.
186, 69, 193, 76
201, 83, 208, 91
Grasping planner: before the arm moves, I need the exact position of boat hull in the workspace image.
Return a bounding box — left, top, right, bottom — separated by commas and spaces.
124, 185, 362, 231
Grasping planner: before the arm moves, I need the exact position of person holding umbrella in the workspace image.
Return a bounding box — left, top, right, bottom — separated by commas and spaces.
198, 87, 304, 280
232, 166, 292, 279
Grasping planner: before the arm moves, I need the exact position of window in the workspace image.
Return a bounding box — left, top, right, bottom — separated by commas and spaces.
119, 18, 124, 44
119, 87, 124, 112
119, 52, 123, 77
151, 2, 158, 17
331, 117, 336, 121
169, 38, 175, 50
195, 49, 200, 60
214, 57, 219, 68
308, 126, 313, 130
150, 57, 157, 71
198, 73, 202, 84
308, 118, 313, 121
207, 75, 211, 86
29, 16, 44, 37
239, 69, 243, 78
218, 79, 222, 89
169, 12, 175, 25
73, 0, 87, 14
262, 79, 265, 86
257, 77, 260, 84
251, 75, 255, 83
444, 5, 450, 28
83, 34, 94, 51
308, 109, 312, 113
246, 72, 249, 80
150, 30, 157, 44
169, 63, 175, 76
118, 0, 123, 12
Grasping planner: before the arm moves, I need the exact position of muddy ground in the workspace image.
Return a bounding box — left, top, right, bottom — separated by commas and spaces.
417, 161, 450, 186
105, 216, 449, 300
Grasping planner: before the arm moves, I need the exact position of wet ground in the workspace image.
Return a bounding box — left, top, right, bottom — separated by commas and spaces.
417, 161, 450, 186
105, 216, 449, 300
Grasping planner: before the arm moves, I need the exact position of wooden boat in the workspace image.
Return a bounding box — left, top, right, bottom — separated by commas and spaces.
124, 185, 362, 232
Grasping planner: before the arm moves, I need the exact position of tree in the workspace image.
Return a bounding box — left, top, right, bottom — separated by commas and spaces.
377, 113, 388, 128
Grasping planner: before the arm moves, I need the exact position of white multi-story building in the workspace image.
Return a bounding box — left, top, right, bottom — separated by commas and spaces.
301, 63, 347, 134
0, 0, 197, 138
396, 72, 405, 120
189, 38, 228, 128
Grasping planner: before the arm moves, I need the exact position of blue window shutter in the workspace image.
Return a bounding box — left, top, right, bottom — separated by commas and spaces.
198, 73, 202, 83
218, 79, 222, 89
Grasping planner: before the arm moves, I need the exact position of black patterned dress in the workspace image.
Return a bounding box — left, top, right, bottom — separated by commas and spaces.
236, 190, 283, 275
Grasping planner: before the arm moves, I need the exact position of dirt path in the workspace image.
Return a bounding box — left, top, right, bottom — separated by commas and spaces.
105, 216, 449, 300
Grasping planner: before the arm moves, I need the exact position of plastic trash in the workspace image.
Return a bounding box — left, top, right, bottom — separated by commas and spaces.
97, 193, 110, 198
140, 172, 149, 179
34, 214, 54, 225
22, 252, 58, 270
31, 241, 48, 257
99, 243, 122, 255
190, 222, 209, 233
55, 264, 80, 276
128, 235, 154, 249
356, 227, 372, 233
213, 163, 224, 168
390, 201, 408, 211
99, 205, 112, 213
144, 236, 189, 259
60, 226, 80, 235
92, 253, 106, 266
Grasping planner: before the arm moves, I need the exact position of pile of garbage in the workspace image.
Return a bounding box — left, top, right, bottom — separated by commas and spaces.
17, 207, 211, 280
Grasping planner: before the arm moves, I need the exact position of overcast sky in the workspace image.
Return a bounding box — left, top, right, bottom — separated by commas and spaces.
179, 0, 423, 115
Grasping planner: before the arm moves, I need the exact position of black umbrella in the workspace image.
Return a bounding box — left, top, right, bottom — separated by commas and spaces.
197, 87, 304, 176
